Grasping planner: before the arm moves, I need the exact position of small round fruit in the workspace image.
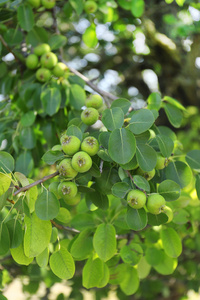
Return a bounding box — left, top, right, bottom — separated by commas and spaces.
58, 181, 77, 200
58, 158, 78, 179
136, 168, 155, 181
84, 0, 97, 13
52, 62, 68, 77
28, 0, 41, 8
41, 0, 56, 9
163, 206, 173, 223
147, 193, 166, 215
49, 181, 60, 198
64, 192, 81, 206
61, 135, 81, 155
40, 52, 58, 69
127, 189, 147, 209
34, 43, 51, 56
86, 94, 103, 109
26, 54, 39, 69
36, 68, 51, 82
81, 136, 99, 156
71, 151, 92, 173
155, 153, 168, 170
81, 108, 99, 126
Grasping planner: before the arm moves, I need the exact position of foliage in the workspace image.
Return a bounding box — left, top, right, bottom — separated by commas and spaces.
0, 0, 200, 299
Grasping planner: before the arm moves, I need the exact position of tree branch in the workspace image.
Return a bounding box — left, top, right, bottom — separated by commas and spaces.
13, 171, 59, 196
51, 220, 80, 234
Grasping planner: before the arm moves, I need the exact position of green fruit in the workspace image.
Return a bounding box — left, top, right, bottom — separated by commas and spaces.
49, 181, 60, 198
53, 62, 68, 77
41, 0, 56, 9
61, 135, 81, 155
155, 153, 168, 170
34, 43, 51, 56
81, 107, 99, 126
163, 206, 173, 223
147, 193, 166, 215
81, 136, 99, 156
86, 94, 103, 109
71, 151, 92, 173
40, 52, 58, 69
127, 189, 147, 209
26, 54, 39, 69
58, 181, 77, 200
28, 0, 41, 8
64, 192, 81, 206
58, 158, 78, 179
136, 168, 155, 181
36, 68, 51, 82
84, 0, 98, 13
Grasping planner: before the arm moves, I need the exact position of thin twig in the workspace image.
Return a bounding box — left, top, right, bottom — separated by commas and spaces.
7, 199, 15, 204
13, 171, 59, 196
0, 35, 21, 63
51, 220, 80, 234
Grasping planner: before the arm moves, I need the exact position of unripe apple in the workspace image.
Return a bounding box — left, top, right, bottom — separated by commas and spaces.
71, 151, 92, 173
28, 0, 41, 8
26, 54, 39, 69
81, 107, 99, 126
163, 206, 173, 223
36, 68, 51, 82
60, 135, 81, 155
58, 158, 78, 179
84, 0, 97, 13
147, 193, 166, 215
34, 43, 51, 56
127, 189, 147, 209
58, 181, 77, 200
136, 168, 155, 181
85, 94, 103, 109
52, 62, 68, 77
41, 0, 56, 9
40, 52, 58, 69
155, 153, 168, 170
64, 192, 81, 206
81, 136, 99, 156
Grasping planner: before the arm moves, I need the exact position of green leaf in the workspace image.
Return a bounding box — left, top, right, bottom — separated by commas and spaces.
69, 0, 84, 15
0, 151, 14, 173
96, 168, 120, 195
137, 256, 151, 279
21, 111, 36, 127
102, 107, 124, 131
158, 180, 181, 201
83, 24, 98, 48
163, 96, 186, 111
82, 257, 109, 289
56, 207, 71, 224
26, 26, 48, 46
93, 224, 116, 262
24, 212, 52, 257
66, 125, 83, 141
48, 35, 67, 50
19, 127, 36, 150
69, 84, 86, 110
10, 242, 34, 266
161, 228, 182, 258
0, 191, 8, 212
147, 213, 168, 226
0, 173, 11, 197
108, 128, 136, 164
42, 150, 64, 165
0, 223, 10, 255
4, 28, 23, 45
70, 229, 93, 260
154, 252, 177, 275
120, 243, 143, 265
36, 248, 49, 268
97, 149, 113, 162
133, 175, 150, 192
15, 151, 34, 176
156, 135, 174, 158
165, 161, 193, 188
119, 265, 139, 295
186, 150, 200, 172
120, 155, 138, 170
163, 103, 183, 128
99, 132, 110, 149
136, 144, 157, 172
85, 190, 109, 210
17, 4, 34, 32
111, 182, 131, 198
6, 219, 23, 249
145, 248, 165, 266
111, 98, 131, 114
147, 92, 162, 110
71, 213, 94, 231
41, 88, 62, 116
131, 0, 145, 17
50, 247, 75, 279
128, 109, 154, 134
196, 174, 200, 200
35, 190, 60, 221
126, 207, 147, 231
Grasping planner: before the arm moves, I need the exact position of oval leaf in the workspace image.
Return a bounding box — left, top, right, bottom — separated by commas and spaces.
111, 98, 131, 114
158, 180, 181, 201
165, 161, 193, 188
186, 150, 200, 172
0, 151, 14, 173
111, 182, 131, 198
35, 190, 60, 221
126, 206, 147, 231
102, 107, 124, 131
156, 134, 174, 158
50, 247, 75, 279
160, 228, 182, 258
136, 144, 157, 172
128, 109, 154, 134
41, 88, 61, 116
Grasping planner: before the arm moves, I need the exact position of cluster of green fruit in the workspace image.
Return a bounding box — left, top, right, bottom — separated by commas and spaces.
28, 0, 56, 9
50, 133, 99, 205
81, 94, 103, 126
26, 43, 68, 83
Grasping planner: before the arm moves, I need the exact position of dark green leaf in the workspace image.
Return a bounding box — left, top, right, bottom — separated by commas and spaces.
69, 84, 86, 109
147, 213, 168, 226
147, 92, 162, 110
42, 150, 64, 165
111, 182, 131, 198
70, 229, 93, 260
35, 190, 60, 221
85, 190, 109, 210
156, 135, 174, 158
158, 180, 181, 201
119, 265, 140, 295
15, 151, 34, 176
66, 125, 83, 141
26, 26, 48, 46
133, 175, 150, 192
163, 103, 183, 128
19, 127, 36, 150
99, 132, 110, 149
49, 35, 67, 50
186, 150, 200, 172
126, 206, 147, 230
196, 174, 200, 200
160, 228, 182, 258
111, 98, 131, 114
6, 219, 23, 248
102, 107, 124, 131
0, 151, 14, 173
163, 96, 186, 111
129, 109, 154, 134
165, 161, 193, 188
0, 223, 10, 255
17, 4, 34, 32
120, 243, 143, 265
69, 0, 84, 15
136, 144, 157, 172
41, 88, 61, 116
21, 111, 36, 127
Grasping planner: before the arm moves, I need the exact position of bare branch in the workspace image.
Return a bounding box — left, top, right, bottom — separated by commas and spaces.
13, 171, 59, 196
51, 220, 80, 234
